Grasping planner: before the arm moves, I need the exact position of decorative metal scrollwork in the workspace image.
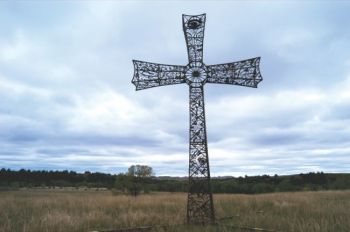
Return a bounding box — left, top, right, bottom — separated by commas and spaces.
132, 60, 186, 90
182, 14, 206, 63
207, 57, 262, 87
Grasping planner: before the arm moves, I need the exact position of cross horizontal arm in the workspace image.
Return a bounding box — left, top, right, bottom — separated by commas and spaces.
206, 57, 262, 88
132, 60, 186, 91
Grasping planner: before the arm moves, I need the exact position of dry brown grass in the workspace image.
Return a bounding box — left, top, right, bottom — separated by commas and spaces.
215, 191, 350, 232
0, 189, 349, 232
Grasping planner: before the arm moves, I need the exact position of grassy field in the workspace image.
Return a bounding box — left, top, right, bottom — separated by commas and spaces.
0, 189, 349, 232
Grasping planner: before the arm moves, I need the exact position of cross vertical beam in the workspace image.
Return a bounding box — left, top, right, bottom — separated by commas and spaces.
187, 86, 214, 224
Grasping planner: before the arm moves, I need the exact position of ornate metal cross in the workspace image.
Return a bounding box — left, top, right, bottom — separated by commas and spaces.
132, 14, 262, 224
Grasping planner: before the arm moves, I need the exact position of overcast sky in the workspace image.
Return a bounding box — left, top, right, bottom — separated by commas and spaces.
1, 1, 350, 176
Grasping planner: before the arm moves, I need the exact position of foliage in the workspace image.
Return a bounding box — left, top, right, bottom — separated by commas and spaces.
128, 165, 153, 178
1, 168, 349, 194
0, 168, 115, 189
114, 165, 154, 196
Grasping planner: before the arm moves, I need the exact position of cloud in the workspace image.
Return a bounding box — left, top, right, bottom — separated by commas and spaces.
0, 1, 349, 176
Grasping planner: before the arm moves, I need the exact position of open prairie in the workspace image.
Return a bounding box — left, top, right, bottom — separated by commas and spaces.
0, 189, 349, 232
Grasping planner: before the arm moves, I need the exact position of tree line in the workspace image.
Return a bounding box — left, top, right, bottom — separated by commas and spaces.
1, 167, 349, 194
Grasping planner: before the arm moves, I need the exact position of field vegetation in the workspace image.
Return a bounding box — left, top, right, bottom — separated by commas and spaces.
0, 189, 349, 232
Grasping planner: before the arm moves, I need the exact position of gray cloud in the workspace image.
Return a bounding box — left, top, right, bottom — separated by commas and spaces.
0, 1, 349, 176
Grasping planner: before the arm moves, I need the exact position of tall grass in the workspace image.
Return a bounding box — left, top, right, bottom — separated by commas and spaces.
0, 189, 349, 232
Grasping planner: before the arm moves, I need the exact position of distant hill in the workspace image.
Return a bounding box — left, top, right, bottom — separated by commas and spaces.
1, 168, 349, 194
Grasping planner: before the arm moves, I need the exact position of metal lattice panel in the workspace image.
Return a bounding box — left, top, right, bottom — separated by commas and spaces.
132, 60, 186, 90
207, 57, 262, 87
131, 13, 263, 225
187, 86, 214, 224
182, 14, 206, 63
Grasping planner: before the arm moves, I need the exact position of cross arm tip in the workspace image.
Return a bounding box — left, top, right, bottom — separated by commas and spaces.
131, 80, 141, 91
182, 13, 206, 17
132, 59, 141, 64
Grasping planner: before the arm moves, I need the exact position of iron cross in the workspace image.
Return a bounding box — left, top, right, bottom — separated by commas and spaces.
132, 14, 262, 225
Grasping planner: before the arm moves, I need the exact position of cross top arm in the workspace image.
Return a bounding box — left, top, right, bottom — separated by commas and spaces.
182, 13, 206, 64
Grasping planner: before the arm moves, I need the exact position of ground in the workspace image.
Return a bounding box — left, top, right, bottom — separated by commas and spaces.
0, 189, 349, 232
